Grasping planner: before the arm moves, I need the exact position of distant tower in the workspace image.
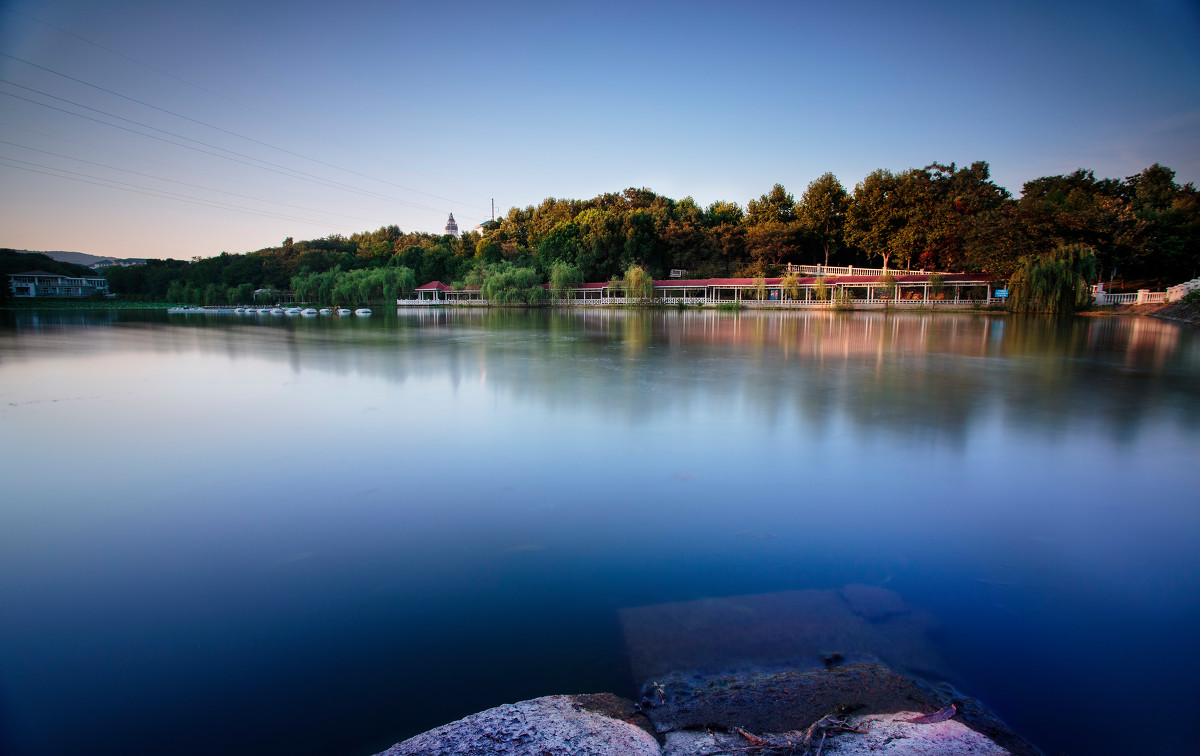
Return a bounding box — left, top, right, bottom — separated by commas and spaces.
444, 213, 459, 237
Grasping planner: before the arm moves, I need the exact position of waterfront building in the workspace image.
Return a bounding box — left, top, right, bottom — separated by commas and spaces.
8, 270, 110, 298
399, 268, 996, 307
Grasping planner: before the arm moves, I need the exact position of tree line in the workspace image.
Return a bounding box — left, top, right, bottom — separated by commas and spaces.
98, 161, 1198, 305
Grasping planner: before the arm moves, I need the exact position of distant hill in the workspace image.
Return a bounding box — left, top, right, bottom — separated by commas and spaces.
6, 249, 146, 266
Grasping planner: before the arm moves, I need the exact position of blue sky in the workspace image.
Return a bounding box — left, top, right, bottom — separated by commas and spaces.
1, 0, 1198, 259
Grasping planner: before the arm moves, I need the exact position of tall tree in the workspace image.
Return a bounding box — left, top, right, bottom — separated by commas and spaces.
746, 184, 798, 225
846, 169, 906, 269
797, 173, 850, 267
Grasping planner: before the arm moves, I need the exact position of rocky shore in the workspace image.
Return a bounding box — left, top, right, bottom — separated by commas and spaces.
372, 585, 1044, 755
372, 661, 1040, 755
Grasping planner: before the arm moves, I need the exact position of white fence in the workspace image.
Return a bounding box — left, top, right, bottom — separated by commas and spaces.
1166, 278, 1200, 302
786, 264, 928, 277
1093, 281, 1196, 305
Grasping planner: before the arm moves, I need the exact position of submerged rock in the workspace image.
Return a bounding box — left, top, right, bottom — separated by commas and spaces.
371, 693, 658, 756
619, 588, 946, 681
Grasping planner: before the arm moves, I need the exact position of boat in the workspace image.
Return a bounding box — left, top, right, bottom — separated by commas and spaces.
355, 308, 372, 316
285, 307, 301, 315
270, 308, 283, 314
318, 308, 332, 315
301, 308, 318, 316
336, 308, 351, 316
234, 307, 244, 313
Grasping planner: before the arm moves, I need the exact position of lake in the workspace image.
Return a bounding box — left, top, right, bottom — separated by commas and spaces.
1, 308, 1197, 755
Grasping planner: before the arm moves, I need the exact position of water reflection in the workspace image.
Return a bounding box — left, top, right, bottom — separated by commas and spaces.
1, 308, 1198, 756
3, 309, 1195, 447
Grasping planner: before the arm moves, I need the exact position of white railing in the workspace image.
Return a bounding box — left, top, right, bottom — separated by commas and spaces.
787, 264, 929, 277
1144, 291, 1167, 304
397, 299, 488, 306
1166, 278, 1199, 301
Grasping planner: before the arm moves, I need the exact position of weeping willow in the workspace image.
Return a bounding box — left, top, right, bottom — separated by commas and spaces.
1008, 244, 1098, 313
549, 261, 584, 301
752, 275, 767, 301
478, 263, 548, 305
813, 276, 829, 301
780, 271, 800, 300
292, 266, 415, 306
624, 265, 654, 302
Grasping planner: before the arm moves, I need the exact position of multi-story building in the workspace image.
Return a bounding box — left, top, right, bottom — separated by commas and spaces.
8, 270, 110, 298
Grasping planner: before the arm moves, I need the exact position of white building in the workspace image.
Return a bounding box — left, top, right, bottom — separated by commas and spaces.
8, 270, 110, 298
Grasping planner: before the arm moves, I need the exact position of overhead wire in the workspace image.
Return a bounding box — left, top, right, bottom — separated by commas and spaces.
2, 6, 486, 203
0, 51, 489, 211
0, 156, 362, 229
0, 138, 389, 224
0, 83, 445, 212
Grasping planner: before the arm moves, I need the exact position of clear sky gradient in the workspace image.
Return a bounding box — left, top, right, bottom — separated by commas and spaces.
1, 0, 1198, 259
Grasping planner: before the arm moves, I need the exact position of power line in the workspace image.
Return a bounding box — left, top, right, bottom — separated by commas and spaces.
0, 138, 383, 224
0, 50, 490, 212
0, 116, 368, 204
0, 84, 446, 213
2, 6, 487, 204
0, 156, 361, 229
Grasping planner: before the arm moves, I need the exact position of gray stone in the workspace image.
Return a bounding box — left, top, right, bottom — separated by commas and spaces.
372, 693, 660, 756
661, 711, 1012, 755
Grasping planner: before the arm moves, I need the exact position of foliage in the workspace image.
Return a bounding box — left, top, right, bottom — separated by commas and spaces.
472, 261, 548, 306
752, 276, 767, 301
928, 272, 946, 296
878, 272, 898, 300
780, 271, 800, 300
813, 276, 829, 301
832, 288, 854, 311
549, 261, 584, 300
291, 266, 414, 306
1008, 244, 1099, 313
88, 161, 1200, 304
797, 173, 850, 267
624, 264, 654, 302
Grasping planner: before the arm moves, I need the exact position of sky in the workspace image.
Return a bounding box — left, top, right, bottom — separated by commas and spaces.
1, 0, 1198, 260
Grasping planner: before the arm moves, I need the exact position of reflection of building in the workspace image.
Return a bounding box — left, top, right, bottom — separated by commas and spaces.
8, 270, 109, 298
444, 213, 459, 237
398, 272, 994, 307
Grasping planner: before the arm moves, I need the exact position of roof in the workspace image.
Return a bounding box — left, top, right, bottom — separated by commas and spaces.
10, 270, 65, 277
414, 281, 480, 291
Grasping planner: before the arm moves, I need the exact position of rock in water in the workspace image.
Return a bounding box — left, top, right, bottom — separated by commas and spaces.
372, 693, 659, 756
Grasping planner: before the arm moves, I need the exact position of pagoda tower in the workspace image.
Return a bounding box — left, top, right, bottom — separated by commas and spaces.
444, 213, 459, 237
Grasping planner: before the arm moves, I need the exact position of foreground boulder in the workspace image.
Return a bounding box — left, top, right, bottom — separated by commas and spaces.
662, 711, 1010, 755
372, 693, 659, 756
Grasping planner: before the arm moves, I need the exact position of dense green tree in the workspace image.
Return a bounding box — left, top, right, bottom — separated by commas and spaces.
746, 184, 797, 225
797, 173, 850, 267
846, 169, 906, 269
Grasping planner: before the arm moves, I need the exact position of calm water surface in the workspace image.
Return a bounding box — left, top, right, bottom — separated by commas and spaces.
0, 309, 1197, 755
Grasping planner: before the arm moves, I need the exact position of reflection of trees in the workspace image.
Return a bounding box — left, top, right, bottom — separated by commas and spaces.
3, 309, 1197, 446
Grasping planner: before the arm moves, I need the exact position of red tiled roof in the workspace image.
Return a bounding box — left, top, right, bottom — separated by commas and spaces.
414, 282, 481, 291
